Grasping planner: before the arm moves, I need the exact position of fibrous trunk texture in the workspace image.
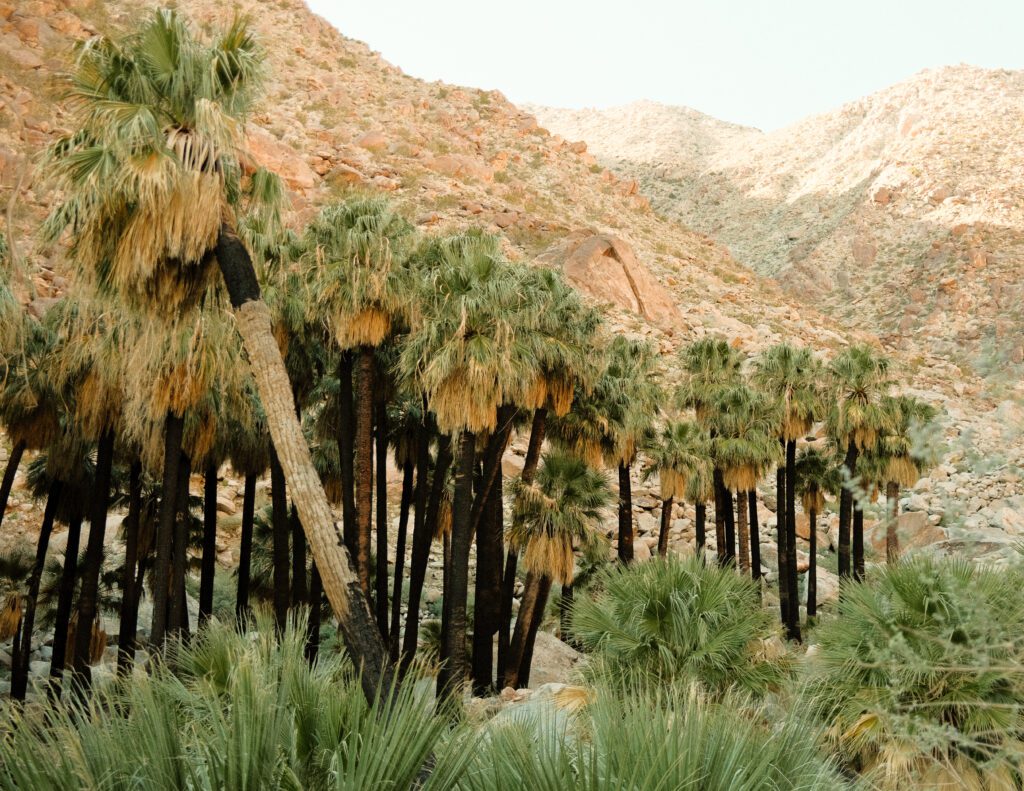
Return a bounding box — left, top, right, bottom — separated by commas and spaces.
886, 481, 900, 564
354, 346, 375, 597
736, 490, 750, 574
658, 497, 673, 557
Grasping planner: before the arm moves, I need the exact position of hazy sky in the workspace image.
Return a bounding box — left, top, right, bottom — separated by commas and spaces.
306, 0, 1023, 131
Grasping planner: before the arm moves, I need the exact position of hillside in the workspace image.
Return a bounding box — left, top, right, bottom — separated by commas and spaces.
532, 66, 1024, 395
0, 2, 1020, 565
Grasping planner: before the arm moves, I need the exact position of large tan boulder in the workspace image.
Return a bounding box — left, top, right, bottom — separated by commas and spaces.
423, 154, 493, 182
536, 232, 682, 328
866, 511, 945, 556
244, 126, 317, 191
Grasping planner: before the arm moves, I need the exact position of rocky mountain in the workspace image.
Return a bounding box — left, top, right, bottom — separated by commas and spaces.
531, 66, 1024, 396
0, 2, 1020, 564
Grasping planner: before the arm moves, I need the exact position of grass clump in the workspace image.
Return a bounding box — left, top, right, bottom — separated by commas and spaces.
570, 555, 792, 696
803, 556, 1024, 788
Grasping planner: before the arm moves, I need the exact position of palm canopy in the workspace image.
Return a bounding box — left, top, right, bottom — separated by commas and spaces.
877, 395, 939, 487
596, 336, 661, 467
41, 10, 279, 311
0, 310, 61, 452
826, 344, 895, 451
707, 385, 782, 493
794, 446, 840, 515
399, 231, 536, 436
304, 198, 416, 351
506, 451, 612, 585
752, 342, 823, 441
643, 419, 713, 502
676, 337, 743, 425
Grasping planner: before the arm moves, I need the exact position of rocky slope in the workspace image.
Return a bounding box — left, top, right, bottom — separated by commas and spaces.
0, 0, 1018, 579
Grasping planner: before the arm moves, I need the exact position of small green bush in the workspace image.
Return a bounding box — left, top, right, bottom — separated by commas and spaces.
804, 556, 1024, 788
571, 555, 792, 696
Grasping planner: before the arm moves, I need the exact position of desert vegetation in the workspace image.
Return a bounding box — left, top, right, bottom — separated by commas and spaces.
2, 10, 1021, 791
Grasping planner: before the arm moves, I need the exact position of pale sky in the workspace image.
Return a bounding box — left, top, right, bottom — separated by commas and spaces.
306, 0, 1024, 131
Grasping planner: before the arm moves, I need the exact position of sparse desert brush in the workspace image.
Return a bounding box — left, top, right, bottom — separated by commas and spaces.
803, 556, 1024, 789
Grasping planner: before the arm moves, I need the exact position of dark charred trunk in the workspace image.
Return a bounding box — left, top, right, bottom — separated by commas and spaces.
374, 393, 388, 638
695, 502, 706, 559
389, 459, 414, 661
617, 463, 634, 564
853, 507, 865, 582
506, 571, 553, 689
10, 479, 61, 701
151, 412, 184, 648
749, 492, 761, 580
838, 442, 858, 580
437, 431, 476, 705
886, 481, 900, 565
723, 488, 735, 565
354, 347, 374, 597
48, 503, 80, 699
338, 352, 357, 563
198, 462, 218, 627
657, 497, 673, 557
117, 460, 142, 675
776, 463, 789, 629
807, 507, 818, 618
713, 468, 727, 566
71, 427, 116, 693
785, 439, 801, 642
472, 468, 503, 695
0, 439, 26, 531
235, 472, 257, 621
305, 561, 322, 664
291, 506, 306, 607
269, 449, 290, 633
168, 451, 192, 640
401, 432, 451, 669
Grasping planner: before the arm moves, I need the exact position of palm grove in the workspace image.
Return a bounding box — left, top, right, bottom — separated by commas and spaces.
0, 9, 942, 715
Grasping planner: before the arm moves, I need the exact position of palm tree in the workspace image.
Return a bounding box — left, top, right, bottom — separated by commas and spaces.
676, 338, 742, 565
707, 386, 781, 578
642, 420, 712, 557
42, 11, 389, 698
304, 198, 415, 600
877, 395, 938, 564
504, 451, 612, 688
826, 344, 894, 581
794, 446, 839, 618
753, 343, 822, 639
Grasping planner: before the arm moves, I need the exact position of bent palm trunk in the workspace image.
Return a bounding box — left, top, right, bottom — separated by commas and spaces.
217, 226, 389, 703
0, 439, 26, 531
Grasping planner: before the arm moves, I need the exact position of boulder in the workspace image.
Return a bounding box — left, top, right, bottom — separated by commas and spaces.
423, 154, 493, 182
536, 232, 682, 328
245, 126, 317, 190
867, 511, 945, 556
356, 131, 387, 151
527, 632, 582, 687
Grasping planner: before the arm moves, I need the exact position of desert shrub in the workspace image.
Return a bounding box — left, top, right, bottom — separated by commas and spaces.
570, 555, 792, 696
803, 556, 1024, 788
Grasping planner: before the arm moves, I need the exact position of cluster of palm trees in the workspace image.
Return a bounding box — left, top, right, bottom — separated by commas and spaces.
0, 9, 940, 706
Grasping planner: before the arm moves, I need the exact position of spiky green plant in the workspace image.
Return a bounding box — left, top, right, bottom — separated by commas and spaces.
804, 556, 1024, 788
571, 555, 792, 696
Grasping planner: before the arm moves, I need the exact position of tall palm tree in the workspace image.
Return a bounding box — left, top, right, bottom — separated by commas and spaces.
504, 451, 611, 688
676, 338, 743, 565
42, 11, 389, 698
794, 446, 839, 618
753, 343, 822, 639
304, 198, 415, 599
876, 395, 938, 563
643, 420, 713, 558
826, 344, 894, 582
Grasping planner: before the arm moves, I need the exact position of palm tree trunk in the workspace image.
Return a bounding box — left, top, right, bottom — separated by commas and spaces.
723, 488, 735, 565
401, 432, 451, 670
437, 431, 476, 704
468, 406, 514, 535
736, 490, 750, 574
713, 468, 727, 566
354, 346, 375, 598
617, 462, 633, 564
775, 464, 789, 629
374, 392, 388, 638
0, 439, 26, 531
235, 472, 256, 621
507, 572, 553, 689
338, 351, 357, 562
657, 496, 673, 557
117, 460, 142, 675
71, 426, 116, 692
748, 492, 761, 580
695, 502, 706, 559
559, 582, 574, 643
807, 507, 818, 618
48, 502, 80, 700
472, 470, 503, 694
198, 462, 218, 627
305, 561, 323, 664
498, 407, 546, 685
785, 439, 801, 642
168, 451, 192, 639
291, 508, 307, 607
838, 442, 858, 579
853, 507, 865, 582
389, 459, 414, 661
269, 448, 290, 633
218, 227, 390, 702
10, 479, 61, 701
886, 481, 900, 564
151, 412, 184, 648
